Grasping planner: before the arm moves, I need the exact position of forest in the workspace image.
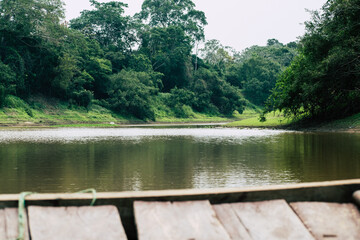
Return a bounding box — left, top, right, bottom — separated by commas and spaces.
0, 0, 359, 123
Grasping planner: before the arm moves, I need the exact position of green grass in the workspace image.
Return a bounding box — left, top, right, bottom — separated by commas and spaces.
0, 95, 236, 126
227, 110, 360, 130
0, 95, 264, 126
0, 95, 133, 126
3, 94, 357, 130
227, 111, 294, 128
155, 114, 229, 123
51, 123, 119, 128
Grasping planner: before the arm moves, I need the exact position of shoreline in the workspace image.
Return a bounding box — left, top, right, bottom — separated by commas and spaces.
0, 120, 359, 133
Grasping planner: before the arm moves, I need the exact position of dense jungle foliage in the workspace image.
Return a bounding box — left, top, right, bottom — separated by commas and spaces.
264, 0, 360, 121
0, 0, 358, 122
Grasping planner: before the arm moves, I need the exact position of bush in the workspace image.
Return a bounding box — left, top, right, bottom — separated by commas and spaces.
106, 70, 158, 121
167, 88, 195, 107
0, 60, 17, 106
193, 67, 246, 115
72, 90, 93, 108
173, 104, 196, 118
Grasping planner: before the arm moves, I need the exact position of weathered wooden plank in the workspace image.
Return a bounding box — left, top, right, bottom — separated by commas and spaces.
134, 200, 231, 240
0, 209, 5, 240
5, 208, 26, 240
1, 179, 360, 240
230, 200, 314, 240
28, 205, 127, 240
213, 204, 252, 240
0, 208, 29, 240
291, 202, 360, 240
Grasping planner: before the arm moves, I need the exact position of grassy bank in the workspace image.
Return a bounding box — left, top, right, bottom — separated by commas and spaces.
226, 111, 294, 128
2, 95, 358, 131
0, 95, 245, 127
0, 95, 142, 127
227, 110, 360, 132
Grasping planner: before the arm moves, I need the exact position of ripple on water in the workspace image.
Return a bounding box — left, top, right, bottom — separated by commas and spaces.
0, 128, 290, 144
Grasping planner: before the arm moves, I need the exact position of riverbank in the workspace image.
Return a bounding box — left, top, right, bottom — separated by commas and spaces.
296, 113, 360, 133
0, 95, 245, 128
227, 112, 360, 133
0, 95, 359, 132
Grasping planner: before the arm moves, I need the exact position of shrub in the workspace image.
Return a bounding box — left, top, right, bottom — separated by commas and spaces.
72, 90, 93, 108
106, 70, 158, 121
173, 104, 196, 118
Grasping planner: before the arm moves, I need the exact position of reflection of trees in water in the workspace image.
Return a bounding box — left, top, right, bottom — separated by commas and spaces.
0, 133, 359, 194
280, 133, 360, 182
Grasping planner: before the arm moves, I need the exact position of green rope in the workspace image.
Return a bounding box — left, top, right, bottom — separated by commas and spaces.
17, 192, 35, 240
76, 188, 97, 206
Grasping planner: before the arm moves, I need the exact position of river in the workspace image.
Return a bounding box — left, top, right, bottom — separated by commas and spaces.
0, 127, 359, 194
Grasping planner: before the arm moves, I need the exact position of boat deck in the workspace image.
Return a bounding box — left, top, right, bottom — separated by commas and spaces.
1, 179, 360, 239
134, 199, 360, 239
1, 198, 360, 239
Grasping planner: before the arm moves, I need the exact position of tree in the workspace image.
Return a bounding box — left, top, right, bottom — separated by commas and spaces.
0, 0, 66, 98
137, 0, 207, 42
0, 0, 64, 39
199, 39, 297, 106
192, 68, 245, 115
265, 0, 360, 120
239, 56, 282, 105
70, 0, 136, 52
139, 26, 192, 91
106, 70, 161, 120
200, 39, 234, 70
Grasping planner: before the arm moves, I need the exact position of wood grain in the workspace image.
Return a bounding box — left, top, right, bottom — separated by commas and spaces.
291, 202, 360, 240
0, 208, 29, 240
213, 203, 252, 240
28, 205, 127, 240
134, 200, 231, 240
0, 209, 5, 240
230, 200, 314, 240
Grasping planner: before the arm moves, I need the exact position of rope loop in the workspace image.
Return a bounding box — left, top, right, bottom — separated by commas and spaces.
76, 188, 97, 206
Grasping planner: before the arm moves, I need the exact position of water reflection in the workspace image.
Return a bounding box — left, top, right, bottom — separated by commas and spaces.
0, 128, 286, 143
0, 129, 359, 194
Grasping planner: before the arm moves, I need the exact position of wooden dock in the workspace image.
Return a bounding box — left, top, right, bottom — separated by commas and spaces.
1, 179, 360, 239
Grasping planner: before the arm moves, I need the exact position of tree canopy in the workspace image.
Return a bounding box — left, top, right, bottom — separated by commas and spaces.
137, 0, 207, 41
2, 0, 356, 123
70, 0, 135, 52
265, 0, 360, 120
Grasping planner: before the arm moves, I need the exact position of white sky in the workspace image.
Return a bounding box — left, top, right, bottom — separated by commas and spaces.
63, 0, 326, 52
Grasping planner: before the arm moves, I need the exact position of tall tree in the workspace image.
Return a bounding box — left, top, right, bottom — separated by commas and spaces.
139, 26, 192, 91
137, 0, 207, 42
200, 39, 234, 70
240, 56, 282, 105
70, 0, 136, 52
0, 0, 65, 97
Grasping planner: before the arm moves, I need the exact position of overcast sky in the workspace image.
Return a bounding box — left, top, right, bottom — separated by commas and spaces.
63, 0, 326, 52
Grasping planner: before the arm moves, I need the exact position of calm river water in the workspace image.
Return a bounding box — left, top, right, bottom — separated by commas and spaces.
0, 128, 359, 194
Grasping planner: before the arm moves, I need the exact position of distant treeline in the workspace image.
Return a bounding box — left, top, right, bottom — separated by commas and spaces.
3, 0, 356, 122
